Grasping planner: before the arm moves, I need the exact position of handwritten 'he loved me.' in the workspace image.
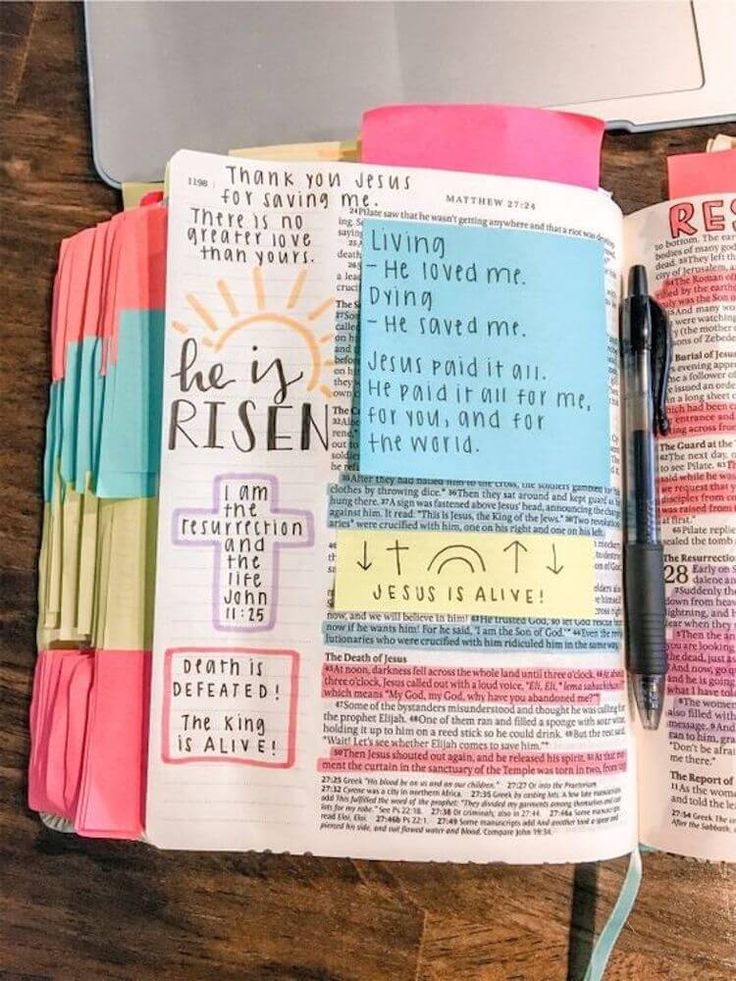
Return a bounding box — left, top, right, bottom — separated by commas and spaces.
359, 220, 610, 486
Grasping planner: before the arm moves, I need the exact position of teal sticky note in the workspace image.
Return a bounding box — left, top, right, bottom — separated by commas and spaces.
147, 310, 165, 470
53, 375, 64, 493
112, 309, 164, 475
96, 339, 118, 494
75, 337, 103, 493
43, 381, 62, 502
359, 219, 609, 486
60, 342, 81, 485
104, 313, 147, 477
95, 309, 164, 498
90, 345, 107, 489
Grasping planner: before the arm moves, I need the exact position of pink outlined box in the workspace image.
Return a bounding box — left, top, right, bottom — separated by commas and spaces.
162, 647, 299, 768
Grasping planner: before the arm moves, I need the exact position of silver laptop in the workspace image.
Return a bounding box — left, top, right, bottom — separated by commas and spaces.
84, 0, 736, 187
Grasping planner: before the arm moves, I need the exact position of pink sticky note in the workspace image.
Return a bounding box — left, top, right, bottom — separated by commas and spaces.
99, 214, 125, 372
142, 206, 167, 310
667, 149, 736, 198
114, 206, 167, 315
43, 654, 81, 817
95, 218, 116, 344
361, 104, 605, 189
30, 651, 70, 814
74, 650, 150, 839
63, 656, 94, 814
65, 228, 96, 350
51, 241, 73, 382
81, 223, 108, 340
49, 229, 97, 382
28, 650, 92, 819
111, 212, 144, 323
28, 650, 55, 812
49, 264, 62, 382
140, 190, 164, 208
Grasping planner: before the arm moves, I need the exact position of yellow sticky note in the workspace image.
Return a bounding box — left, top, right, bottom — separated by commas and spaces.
36, 503, 56, 649
229, 139, 360, 162
101, 497, 158, 650
59, 486, 82, 636
44, 469, 63, 628
91, 498, 114, 648
76, 478, 99, 641
334, 530, 595, 619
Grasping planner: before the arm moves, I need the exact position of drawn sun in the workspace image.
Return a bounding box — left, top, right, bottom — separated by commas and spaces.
173, 268, 335, 399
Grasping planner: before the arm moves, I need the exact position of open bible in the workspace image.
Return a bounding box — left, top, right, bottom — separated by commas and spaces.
32, 148, 735, 864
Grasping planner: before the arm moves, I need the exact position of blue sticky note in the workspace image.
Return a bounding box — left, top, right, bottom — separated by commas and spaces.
359, 219, 609, 486
60, 342, 81, 486
95, 309, 164, 498
43, 381, 61, 502
74, 337, 103, 493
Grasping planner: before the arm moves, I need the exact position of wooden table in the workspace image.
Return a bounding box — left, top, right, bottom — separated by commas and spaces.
1, 4, 734, 978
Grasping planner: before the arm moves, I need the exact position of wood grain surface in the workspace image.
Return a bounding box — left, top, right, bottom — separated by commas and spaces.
1, 4, 734, 979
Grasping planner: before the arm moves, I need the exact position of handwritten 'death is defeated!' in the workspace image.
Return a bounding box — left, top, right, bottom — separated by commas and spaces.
163, 648, 299, 766
359, 220, 610, 486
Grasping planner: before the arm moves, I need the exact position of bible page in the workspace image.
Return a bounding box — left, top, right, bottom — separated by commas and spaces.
145, 150, 636, 862
625, 194, 736, 862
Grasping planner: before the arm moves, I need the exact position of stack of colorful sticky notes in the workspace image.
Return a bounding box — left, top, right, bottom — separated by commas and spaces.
30, 200, 165, 837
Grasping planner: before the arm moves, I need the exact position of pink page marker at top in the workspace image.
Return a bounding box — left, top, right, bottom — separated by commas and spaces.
65, 228, 96, 348
81, 222, 108, 343
49, 228, 97, 383
114, 205, 167, 317
99, 207, 166, 372
141, 205, 167, 311
139, 189, 164, 208
667, 148, 736, 198
92, 212, 125, 375
50, 239, 73, 383
361, 104, 605, 189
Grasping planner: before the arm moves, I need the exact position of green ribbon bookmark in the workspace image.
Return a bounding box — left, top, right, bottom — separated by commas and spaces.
584, 848, 643, 981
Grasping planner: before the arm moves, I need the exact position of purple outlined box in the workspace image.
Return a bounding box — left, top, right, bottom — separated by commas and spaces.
172, 473, 314, 632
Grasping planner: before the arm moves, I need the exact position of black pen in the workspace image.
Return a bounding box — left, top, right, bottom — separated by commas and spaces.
621, 265, 672, 730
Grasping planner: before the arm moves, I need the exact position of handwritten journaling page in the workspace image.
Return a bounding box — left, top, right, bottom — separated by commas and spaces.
147, 151, 340, 849
147, 151, 637, 862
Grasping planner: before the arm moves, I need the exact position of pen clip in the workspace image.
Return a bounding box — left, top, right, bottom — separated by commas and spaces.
649, 297, 672, 436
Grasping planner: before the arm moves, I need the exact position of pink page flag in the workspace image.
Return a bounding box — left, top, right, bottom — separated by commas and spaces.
74, 650, 151, 839
28, 650, 94, 820
361, 104, 604, 189
667, 148, 736, 198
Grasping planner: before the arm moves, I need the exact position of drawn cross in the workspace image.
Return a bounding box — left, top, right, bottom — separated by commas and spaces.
172, 473, 313, 632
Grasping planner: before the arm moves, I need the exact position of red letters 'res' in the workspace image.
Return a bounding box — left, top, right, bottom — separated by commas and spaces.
669, 202, 696, 238
703, 199, 725, 232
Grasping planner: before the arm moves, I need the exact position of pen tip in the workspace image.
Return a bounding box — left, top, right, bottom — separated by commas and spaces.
628, 264, 649, 297
633, 675, 665, 731
638, 704, 663, 731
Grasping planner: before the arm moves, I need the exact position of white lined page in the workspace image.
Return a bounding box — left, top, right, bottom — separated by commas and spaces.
146, 150, 637, 862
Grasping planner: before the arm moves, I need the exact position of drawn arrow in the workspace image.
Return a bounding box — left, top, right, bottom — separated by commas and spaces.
356, 540, 372, 571
503, 539, 528, 574
546, 543, 564, 576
